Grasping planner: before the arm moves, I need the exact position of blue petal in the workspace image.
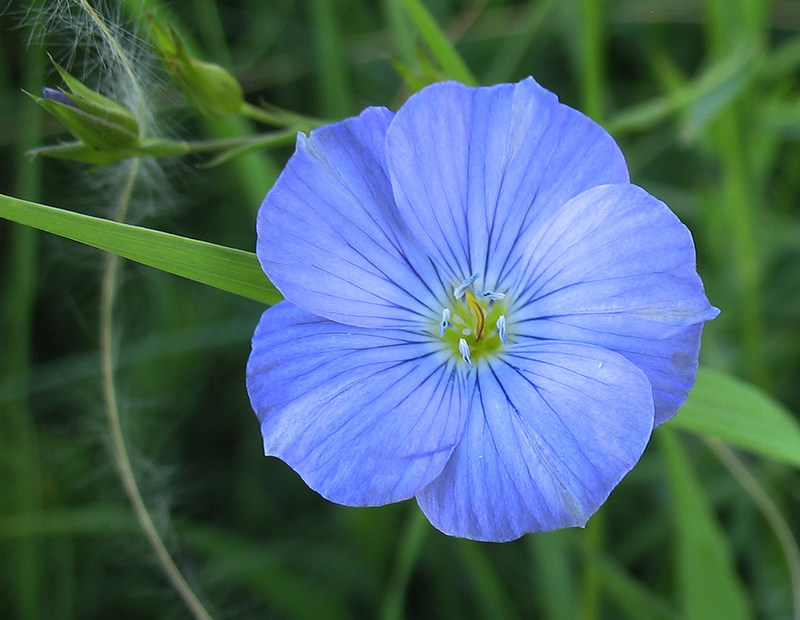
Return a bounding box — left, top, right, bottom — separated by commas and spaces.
623, 324, 703, 426
385, 77, 628, 291
416, 342, 654, 541
257, 107, 443, 329
246, 301, 467, 506
510, 183, 718, 423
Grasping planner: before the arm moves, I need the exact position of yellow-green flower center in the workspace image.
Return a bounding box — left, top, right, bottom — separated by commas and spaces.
435, 276, 509, 369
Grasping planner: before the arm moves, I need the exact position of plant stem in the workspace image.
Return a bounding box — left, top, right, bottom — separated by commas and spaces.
99, 158, 215, 620
705, 438, 800, 620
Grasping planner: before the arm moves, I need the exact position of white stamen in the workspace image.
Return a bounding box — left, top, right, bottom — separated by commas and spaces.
453, 273, 480, 299
458, 338, 472, 369
439, 308, 451, 336
496, 315, 507, 346
476, 290, 505, 301
461, 328, 472, 336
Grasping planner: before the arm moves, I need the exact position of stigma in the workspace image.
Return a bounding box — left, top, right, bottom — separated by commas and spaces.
464, 292, 485, 340
436, 273, 509, 369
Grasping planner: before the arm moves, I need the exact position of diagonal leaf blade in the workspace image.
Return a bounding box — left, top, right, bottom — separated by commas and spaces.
660, 428, 753, 620
672, 368, 800, 468
399, 0, 478, 86
0, 193, 281, 305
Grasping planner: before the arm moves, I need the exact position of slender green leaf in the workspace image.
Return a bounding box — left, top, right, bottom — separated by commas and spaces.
0, 193, 281, 305
526, 531, 579, 620
385, 0, 419, 71
5, 32, 46, 620
400, 0, 478, 86
485, 0, 558, 84
379, 509, 430, 620
660, 428, 752, 620
579, 546, 677, 620
605, 41, 760, 135
181, 525, 356, 620
672, 368, 800, 468
0, 508, 137, 539
309, 0, 351, 117
577, 0, 605, 121
455, 540, 522, 620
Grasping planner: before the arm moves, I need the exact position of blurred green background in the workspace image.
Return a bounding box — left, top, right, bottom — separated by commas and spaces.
1, 0, 799, 618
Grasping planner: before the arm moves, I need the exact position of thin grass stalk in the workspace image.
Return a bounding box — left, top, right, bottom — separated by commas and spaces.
118, 0, 281, 212
455, 540, 523, 620
578, 0, 604, 120
713, 112, 768, 387
527, 531, 579, 620
191, 0, 233, 66
703, 0, 768, 389
485, 0, 559, 84
378, 508, 429, 620
308, 0, 351, 118
98, 158, 215, 620
705, 438, 800, 620
72, 3, 214, 615
383, 0, 419, 74
576, 2, 606, 615
2, 10, 45, 618
579, 509, 605, 620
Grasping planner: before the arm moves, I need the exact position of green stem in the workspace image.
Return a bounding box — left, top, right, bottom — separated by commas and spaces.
240, 102, 326, 132
705, 438, 800, 620
308, 0, 351, 117
527, 531, 579, 620
99, 159, 215, 620
455, 540, 523, 620
3, 16, 45, 619
192, 0, 232, 66
29, 129, 299, 165
378, 509, 429, 620
578, 0, 604, 120
713, 112, 768, 387
579, 509, 605, 620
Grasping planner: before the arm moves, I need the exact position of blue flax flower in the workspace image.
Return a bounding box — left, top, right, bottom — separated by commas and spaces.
246, 77, 719, 542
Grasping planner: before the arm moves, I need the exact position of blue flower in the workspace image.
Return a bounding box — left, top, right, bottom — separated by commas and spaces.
246, 77, 719, 542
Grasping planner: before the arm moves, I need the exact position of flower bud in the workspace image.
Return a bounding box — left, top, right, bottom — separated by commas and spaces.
149, 16, 245, 119
35, 61, 140, 150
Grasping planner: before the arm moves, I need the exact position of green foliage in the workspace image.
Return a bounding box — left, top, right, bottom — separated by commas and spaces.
674, 368, 800, 467
33, 59, 140, 149
148, 16, 245, 119
1, 0, 799, 619
0, 193, 281, 305
661, 428, 752, 620
396, 0, 478, 87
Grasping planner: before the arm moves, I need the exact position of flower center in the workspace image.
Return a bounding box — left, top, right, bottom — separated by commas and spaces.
435, 274, 508, 369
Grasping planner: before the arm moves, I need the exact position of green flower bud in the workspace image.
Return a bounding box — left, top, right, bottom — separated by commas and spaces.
35, 60, 140, 150
149, 16, 245, 119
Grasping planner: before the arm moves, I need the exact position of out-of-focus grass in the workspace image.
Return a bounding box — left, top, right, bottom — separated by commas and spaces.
1, 1, 799, 619
1, 2, 47, 618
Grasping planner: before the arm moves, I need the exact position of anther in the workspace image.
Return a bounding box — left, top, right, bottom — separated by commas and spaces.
458, 338, 472, 369
496, 315, 507, 346
476, 291, 505, 301
453, 273, 480, 299
439, 308, 451, 337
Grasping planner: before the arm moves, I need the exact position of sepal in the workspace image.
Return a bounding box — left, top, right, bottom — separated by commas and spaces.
149, 16, 244, 119
34, 60, 140, 150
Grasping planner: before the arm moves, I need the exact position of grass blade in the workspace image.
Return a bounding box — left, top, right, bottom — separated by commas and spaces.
672, 368, 800, 468
400, 0, 477, 85
0, 193, 281, 305
660, 428, 752, 620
